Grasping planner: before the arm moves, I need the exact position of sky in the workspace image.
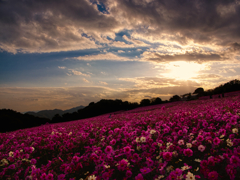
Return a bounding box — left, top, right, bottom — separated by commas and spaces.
0, 0, 240, 112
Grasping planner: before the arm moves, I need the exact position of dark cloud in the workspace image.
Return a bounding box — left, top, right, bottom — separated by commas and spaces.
0, 0, 119, 53
106, 0, 240, 46
142, 51, 225, 63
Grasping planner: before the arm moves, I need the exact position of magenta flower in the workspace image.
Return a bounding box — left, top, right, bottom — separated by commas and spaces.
123, 146, 131, 154
196, 135, 204, 141
126, 170, 132, 178
57, 174, 65, 180
110, 139, 116, 146
117, 159, 128, 171
163, 152, 172, 161
46, 173, 54, 180
213, 137, 221, 145
140, 167, 151, 174
208, 171, 218, 180
230, 155, 240, 167
146, 158, 154, 167
105, 146, 113, 154
135, 173, 144, 180
178, 130, 183, 136
102, 172, 110, 180
31, 158, 37, 165
183, 149, 193, 157
8, 164, 15, 169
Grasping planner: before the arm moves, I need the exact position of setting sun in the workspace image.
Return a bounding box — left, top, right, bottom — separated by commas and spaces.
163, 61, 205, 80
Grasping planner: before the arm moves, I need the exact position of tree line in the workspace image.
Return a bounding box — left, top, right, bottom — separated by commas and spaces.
1, 79, 240, 133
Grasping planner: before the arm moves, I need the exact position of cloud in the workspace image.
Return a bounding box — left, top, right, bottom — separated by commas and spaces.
68, 69, 90, 77
119, 76, 200, 88
82, 78, 90, 83
58, 66, 66, 69
99, 81, 108, 85
118, 50, 125, 53
73, 52, 136, 61
192, 74, 222, 80
140, 50, 225, 63
0, 0, 119, 53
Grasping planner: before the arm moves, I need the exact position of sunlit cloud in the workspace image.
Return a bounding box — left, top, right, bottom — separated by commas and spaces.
73, 52, 136, 61
68, 69, 91, 77
99, 81, 108, 85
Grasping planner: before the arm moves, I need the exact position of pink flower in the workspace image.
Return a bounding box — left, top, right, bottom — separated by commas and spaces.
208, 171, 218, 180
126, 170, 132, 178
183, 149, 193, 157
117, 159, 128, 171
72, 156, 80, 163
163, 152, 172, 161
102, 172, 110, 180
105, 146, 113, 154
110, 139, 116, 146
31, 158, 37, 165
140, 167, 151, 174
196, 135, 204, 142
123, 146, 131, 154
135, 173, 144, 180
57, 174, 65, 180
198, 145, 205, 152
213, 137, 221, 146
46, 173, 54, 180
178, 130, 183, 136
230, 155, 240, 167
178, 139, 184, 145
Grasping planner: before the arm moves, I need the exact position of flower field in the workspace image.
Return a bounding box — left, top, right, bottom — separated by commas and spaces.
1, 92, 240, 180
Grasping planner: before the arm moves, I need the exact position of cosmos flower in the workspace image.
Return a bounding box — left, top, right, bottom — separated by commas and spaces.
163, 152, 172, 161
183, 149, 193, 157
105, 146, 113, 154
198, 145, 205, 152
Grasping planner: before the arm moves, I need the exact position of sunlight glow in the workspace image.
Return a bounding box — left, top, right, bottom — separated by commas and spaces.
163, 61, 206, 80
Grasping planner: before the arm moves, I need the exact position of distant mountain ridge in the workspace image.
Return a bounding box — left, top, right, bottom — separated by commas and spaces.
25, 105, 85, 120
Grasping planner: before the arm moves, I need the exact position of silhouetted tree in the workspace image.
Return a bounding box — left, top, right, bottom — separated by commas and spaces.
140, 99, 151, 106
170, 95, 181, 102
193, 88, 204, 96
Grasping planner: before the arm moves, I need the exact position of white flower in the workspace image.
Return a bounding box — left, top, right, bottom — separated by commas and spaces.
104, 165, 110, 169
135, 137, 140, 143
186, 143, 192, 148
194, 159, 201, 162
156, 155, 160, 160
88, 175, 97, 180
136, 145, 141, 151
220, 134, 225, 138
185, 172, 195, 180
51, 131, 55, 135
150, 129, 156, 134
155, 175, 164, 180
181, 165, 191, 171
9, 151, 14, 157
69, 132, 72, 135
226, 139, 233, 147
232, 128, 238, 134
158, 143, 162, 147
166, 165, 174, 172
140, 136, 146, 143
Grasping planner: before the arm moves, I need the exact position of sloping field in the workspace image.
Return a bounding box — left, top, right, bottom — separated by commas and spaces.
0, 92, 240, 180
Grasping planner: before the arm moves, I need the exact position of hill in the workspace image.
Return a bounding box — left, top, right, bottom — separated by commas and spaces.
25, 105, 85, 119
